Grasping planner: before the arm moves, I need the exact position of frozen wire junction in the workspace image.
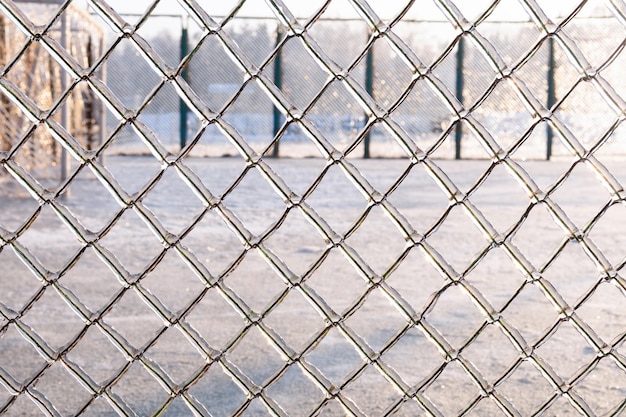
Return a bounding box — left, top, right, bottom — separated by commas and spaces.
3, 0, 626, 416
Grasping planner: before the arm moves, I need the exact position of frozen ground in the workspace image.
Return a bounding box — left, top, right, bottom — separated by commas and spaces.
2, 155, 626, 416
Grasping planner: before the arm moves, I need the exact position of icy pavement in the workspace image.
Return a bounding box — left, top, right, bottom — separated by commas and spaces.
2, 155, 626, 416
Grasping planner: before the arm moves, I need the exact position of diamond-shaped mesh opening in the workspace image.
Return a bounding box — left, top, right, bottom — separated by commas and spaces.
0, 323, 48, 384
562, 5, 626, 68
12, 124, 65, 188
273, 36, 329, 111
573, 356, 626, 416
423, 360, 481, 416
305, 248, 369, 315
511, 202, 567, 269
221, 79, 277, 154
549, 162, 612, 228
345, 205, 407, 275
305, 80, 366, 151
304, 164, 368, 235
223, 248, 287, 315
305, 326, 364, 385
20, 287, 85, 351
555, 81, 618, 153
59, 168, 122, 232
588, 202, 626, 267
31, 361, 92, 416
188, 363, 247, 416
471, 79, 537, 153
109, 360, 170, 416
575, 281, 626, 343
0, 246, 43, 312
502, 282, 559, 344
468, 163, 531, 233
386, 162, 451, 233
263, 288, 326, 352
541, 241, 600, 306
464, 246, 526, 311
144, 326, 206, 385
389, 77, 453, 149
65, 324, 128, 385
5, 1, 626, 415
140, 251, 206, 314
141, 166, 205, 235
16, 204, 83, 273
225, 326, 285, 386
307, 8, 367, 71
221, 166, 287, 237
220, 12, 275, 69
384, 247, 446, 315
477, 17, 541, 66
425, 284, 486, 349
185, 34, 247, 113
263, 209, 327, 276
97, 208, 165, 275
179, 208, 244, 276
342, 364, 401, 415
535, 320, 595, 380
382, 326, 443, 387
343, 286, 407, 352
3, 42, 66, 113
101, 289, 164, 350
182, 286, 246, 351
461, 323, 519, 384
497, 360, 555, 415
425, 204, 488, 273
265, 364, 325, 417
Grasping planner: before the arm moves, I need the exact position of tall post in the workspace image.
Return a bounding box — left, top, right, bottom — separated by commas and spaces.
271, 24, 283, 158
546, 36, 556, 161
179, 16, 189, 149
364, 39, 374, 159
454, 36, 465, 160
85, 36, 95, 150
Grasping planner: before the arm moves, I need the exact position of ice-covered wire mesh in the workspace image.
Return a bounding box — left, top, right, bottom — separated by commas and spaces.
2, 0, 626, 416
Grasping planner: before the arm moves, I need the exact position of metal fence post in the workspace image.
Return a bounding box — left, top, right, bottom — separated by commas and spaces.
179, 16, 189, 150
271, 24, 283, 158
364, 37, 374, 159
546, 36, 556, 161
455, 35, 465, 160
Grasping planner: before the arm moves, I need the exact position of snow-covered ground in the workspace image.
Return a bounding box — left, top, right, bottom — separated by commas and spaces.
1, 155, 626, 416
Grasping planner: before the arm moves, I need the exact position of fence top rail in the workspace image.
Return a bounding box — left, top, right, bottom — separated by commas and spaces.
93, 11, 620, 25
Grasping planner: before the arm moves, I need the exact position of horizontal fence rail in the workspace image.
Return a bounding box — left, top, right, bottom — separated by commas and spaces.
2, 1, 626, 417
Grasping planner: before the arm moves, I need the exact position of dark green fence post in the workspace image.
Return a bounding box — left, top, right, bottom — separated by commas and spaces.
455, 35, 465, 160
364, 38, 374, 159
272, 24, 283, 158
179, 17, 189, 150
546, 36, 556, 161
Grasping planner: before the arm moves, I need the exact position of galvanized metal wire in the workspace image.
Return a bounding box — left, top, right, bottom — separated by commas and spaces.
2, 0, 626, 416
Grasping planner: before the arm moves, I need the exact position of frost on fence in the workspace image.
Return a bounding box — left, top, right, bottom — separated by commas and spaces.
3, 0, 626, 416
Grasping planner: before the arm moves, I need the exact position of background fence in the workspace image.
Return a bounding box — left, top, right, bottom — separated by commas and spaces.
4, 0, 626, 416
97, 11, 626, 161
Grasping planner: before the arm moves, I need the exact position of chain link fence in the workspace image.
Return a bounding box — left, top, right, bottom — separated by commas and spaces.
97, 7, 626, 161
3, 0, 626, 416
